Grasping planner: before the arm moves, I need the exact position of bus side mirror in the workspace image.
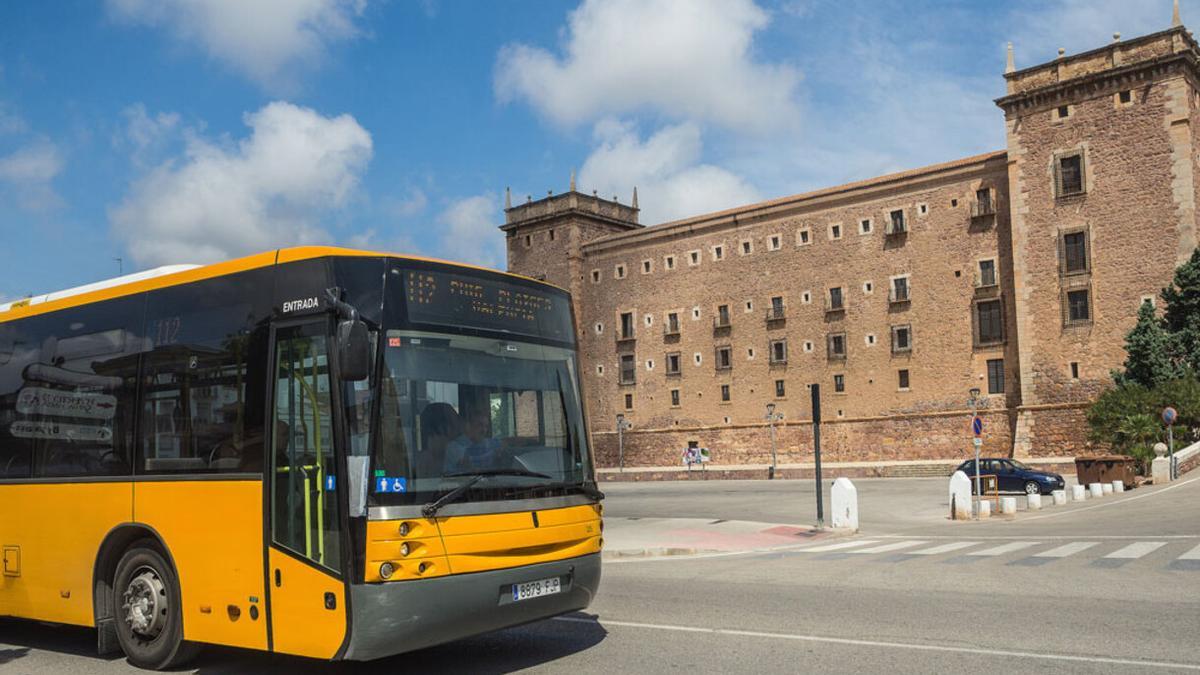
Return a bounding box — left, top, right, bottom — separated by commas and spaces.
337, 319, 370, 381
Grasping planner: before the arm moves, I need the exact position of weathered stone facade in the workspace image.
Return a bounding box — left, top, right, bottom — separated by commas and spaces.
502, 25, 1200, 470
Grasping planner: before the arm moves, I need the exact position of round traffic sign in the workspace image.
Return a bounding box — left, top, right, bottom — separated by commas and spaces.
1163, 407, 1178, 426
972, 416, 983, 436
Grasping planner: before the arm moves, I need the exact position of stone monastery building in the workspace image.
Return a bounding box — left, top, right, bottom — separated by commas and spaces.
500, 16, 1200, 473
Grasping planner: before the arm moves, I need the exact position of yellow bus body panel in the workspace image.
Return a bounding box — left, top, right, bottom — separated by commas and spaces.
267, 548, 346, 659
366, 504, 602, 582
133, 481, 267, 651
0, 482, 131, 626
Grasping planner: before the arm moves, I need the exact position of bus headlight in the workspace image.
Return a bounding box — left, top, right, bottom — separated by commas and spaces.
379, 562, 396, 580
399, 522, 411, 537
401, 543, 412, 557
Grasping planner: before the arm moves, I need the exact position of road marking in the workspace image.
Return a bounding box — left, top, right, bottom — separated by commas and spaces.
1178, 544, 1200, 561
907, 541, 980, 555
1019, 474, 1200, 522
1104, 542, 1166, 559
796, 540, 882, 552
553, 616, 1200, 671
966, 541, 1038, 556
849, 540, 929, 554
1032, 541, 1099, 558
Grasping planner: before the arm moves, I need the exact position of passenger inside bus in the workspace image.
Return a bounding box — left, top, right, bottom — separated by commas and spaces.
415, 402, 460, 478
445, 397, 504, 472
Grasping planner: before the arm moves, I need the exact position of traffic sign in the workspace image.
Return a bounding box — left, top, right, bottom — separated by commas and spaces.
1163, 407, 1178, 426
972, 416, 983, 436
973, 437, 983, 448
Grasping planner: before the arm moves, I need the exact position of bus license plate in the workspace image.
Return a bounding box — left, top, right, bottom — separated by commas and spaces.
512, 577, 561, 602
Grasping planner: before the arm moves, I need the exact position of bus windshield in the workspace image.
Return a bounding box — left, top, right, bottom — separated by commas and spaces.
370, 329, 591, 505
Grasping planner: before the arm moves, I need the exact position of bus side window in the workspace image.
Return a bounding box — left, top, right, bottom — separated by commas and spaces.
139, 270, 272, 475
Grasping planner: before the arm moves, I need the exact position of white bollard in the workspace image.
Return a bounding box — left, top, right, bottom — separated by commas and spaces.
948, 471, 973, 520
1072, 484, 1087, 501
1112, 480, 1125, 493
831, 477, 859, 531
1101, 482, 1113, 495
1052, 490, 1067, 506
1089, 482, 1104, 498
977, 500, 992, 518
1000, 497, 1017, 515
1027, 493, 1042, 510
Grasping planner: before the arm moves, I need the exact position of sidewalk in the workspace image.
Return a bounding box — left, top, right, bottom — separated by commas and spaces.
602, 517, 836, 560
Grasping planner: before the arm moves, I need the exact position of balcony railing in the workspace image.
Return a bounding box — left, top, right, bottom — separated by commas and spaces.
713, 315, 732, 330
663, 322, 681, 337
885, 218, 907, 236
616, 330, 636, 343
765, 307, 786, 322
971, 199, 996, 220
824, 297, 845, 313
973, 271, 998, 288
888, 286, 910, 304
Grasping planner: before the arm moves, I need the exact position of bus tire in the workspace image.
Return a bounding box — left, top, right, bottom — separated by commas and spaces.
112, 541, 199, 670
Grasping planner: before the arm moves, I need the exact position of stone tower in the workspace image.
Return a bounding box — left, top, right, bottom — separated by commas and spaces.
501, 180, 642, 317
998, 20, 1200, 456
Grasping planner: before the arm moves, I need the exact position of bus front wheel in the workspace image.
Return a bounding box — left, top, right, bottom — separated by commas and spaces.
112, 542, 198, 670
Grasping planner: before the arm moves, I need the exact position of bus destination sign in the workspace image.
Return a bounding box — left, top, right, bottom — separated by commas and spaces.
405, 270, 573, 341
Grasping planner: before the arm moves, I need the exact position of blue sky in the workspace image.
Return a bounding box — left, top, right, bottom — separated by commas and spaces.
0, 0, 1181, 299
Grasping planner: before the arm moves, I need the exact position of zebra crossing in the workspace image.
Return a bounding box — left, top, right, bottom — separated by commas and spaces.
792, 537, 1200, 570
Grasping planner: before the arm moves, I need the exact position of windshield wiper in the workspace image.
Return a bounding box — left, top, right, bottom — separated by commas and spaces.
422, 469, 553, 518
576, 481, 605, 501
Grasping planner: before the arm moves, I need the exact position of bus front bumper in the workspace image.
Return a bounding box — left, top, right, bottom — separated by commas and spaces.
340, 552, 601, 661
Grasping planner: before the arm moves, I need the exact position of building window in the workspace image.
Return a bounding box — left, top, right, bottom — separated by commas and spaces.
596, 365, 604, 376
671, 389, 681, 407
645, 314, 653, 327
860, 219, 872, 235
1119, 89, 1132, 104
891, 324, 912, 353
745, 300, 754, 313
977, 259, 997, 287
976, 299, 1004, 345
797, 228, 811, 246
642, 260, 652, 274
694, 352, 702, 365
1061, 231, 1089, 274
713, 245, 724, 261
594, 322, 604, 335
548, 229, 556, 241
918, 203, 928, 215
889, 276, 910, 303
833, 374, 845, 393
767, 295, 785, 320
689, 250, 700, 266
863, 281, 873, 294
830, 223, 842, 240
827, 286, 844, 311
1055, 152, 1085, 197
715, 304, 731, 328
591, 270, 601, 283
615, 264, 626, 279
666, 312, 680, 335
887, 209, 906, 235
741, 240, 752, 255
898, 369, 910, 390
665, 255, 676, 270
770, 339, 788, 364
1066, 289, 1091, 324
1057, 104, 1069, 119
646, 359, 654, 371
987, 359, 1005, 394
715, 346, 732, 370
827, 332, 847, 359
620, 312, 635, 340
769, 234, 782, 251
721, 384, 731, 402
803, 340, 814, 353
692, 307, 701, 320
1070, 362, 1080, 379
775, 379, 786, 398
802, 291, 812, 304
747, 347, 755, 359
866, 333, 876, 346
524, 234, 532, 247
624, 393, 633, 410
620, 354, 636, 384
666, 352, 681, 375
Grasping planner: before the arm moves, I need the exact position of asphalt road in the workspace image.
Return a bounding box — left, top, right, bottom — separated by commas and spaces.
3, 475, 1198, 673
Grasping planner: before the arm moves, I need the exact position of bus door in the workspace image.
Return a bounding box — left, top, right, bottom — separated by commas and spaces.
265, 321, 347, 658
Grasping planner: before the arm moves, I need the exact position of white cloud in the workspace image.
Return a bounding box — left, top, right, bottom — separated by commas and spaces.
495, 0, 800, 133
116, 103, 182, 168
110, 101, 373, 267
107, 0, 367, 89
579, 120, 760, 225
0, 139, 65, 211
435, 194, 506, 270
383, 187, 428, 218
1011, 0, 1176, 66
0, 104, 26, 135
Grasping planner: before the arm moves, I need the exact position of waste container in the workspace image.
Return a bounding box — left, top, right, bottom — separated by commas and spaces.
1075, 455, 1136, 487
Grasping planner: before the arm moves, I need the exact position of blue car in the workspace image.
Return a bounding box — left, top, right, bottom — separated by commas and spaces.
955, 458, 1066, 495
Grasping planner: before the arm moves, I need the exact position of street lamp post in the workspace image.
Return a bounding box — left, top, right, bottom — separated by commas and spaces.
616, 414, 631, 472
765, 403, 783, 479
969, 388, 982, 520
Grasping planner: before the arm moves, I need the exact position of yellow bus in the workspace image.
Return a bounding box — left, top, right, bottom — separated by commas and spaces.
0, 247, 603, 668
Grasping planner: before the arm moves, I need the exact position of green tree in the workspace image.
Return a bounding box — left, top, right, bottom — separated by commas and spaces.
1162, 248, 1200, 372
1087, 383, 1155, 447
1115, 300, 1179, 388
